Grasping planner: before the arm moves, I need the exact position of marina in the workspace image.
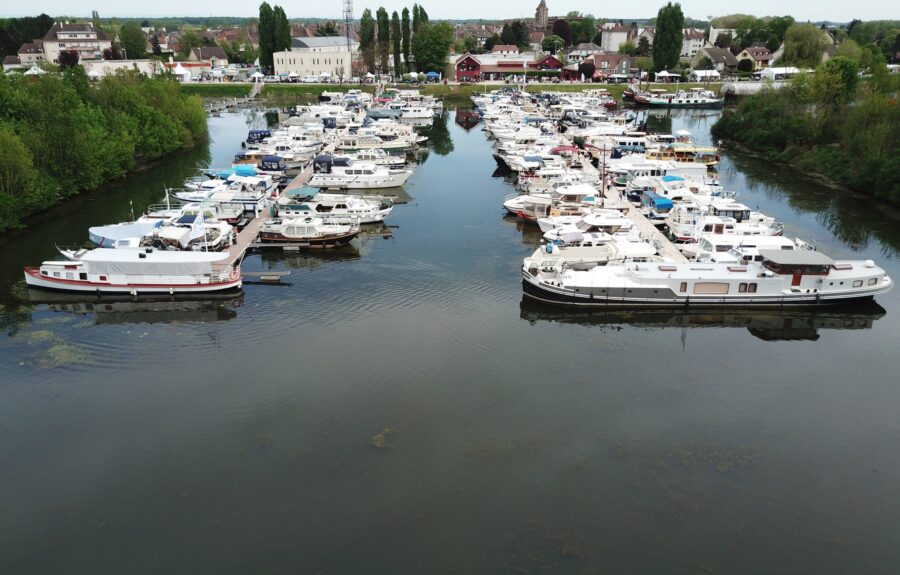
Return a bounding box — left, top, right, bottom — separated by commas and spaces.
1, 98, 900, 574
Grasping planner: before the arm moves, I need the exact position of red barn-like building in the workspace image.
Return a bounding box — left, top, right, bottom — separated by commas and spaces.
454, 53, 563, 82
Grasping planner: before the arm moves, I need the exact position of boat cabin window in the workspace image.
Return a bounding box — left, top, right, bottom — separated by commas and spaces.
79, 273, 87, 280
679, 282, 687, 292
853, 280, 863, 288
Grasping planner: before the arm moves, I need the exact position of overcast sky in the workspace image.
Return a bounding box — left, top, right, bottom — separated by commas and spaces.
4, 1, 896, 23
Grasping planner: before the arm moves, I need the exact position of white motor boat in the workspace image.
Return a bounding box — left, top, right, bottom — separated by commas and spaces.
308, 155, 412, 190
278, 189, 393, 224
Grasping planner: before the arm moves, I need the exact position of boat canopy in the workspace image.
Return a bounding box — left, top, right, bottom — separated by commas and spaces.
77, 248, 229, 276
233, 164, 258, 177
88, 222, 162, 247
284, 186, 320, 199
661, 175, 685, 182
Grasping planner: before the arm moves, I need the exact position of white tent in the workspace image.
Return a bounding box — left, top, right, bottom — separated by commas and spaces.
689, 69, 720, 81
251, 71, 265, 82
24, 65, 47, 76
172, 62, 191, 82
654, 70, 679, 80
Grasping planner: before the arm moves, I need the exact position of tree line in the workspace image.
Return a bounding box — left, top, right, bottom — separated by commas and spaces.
0, 69, 207, 232
257, 3, 291, 72
711, 58, 899, 205
359, 4, 452, 76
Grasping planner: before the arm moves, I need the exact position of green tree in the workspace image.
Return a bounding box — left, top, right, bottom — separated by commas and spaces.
376, 7, 390, 74
636, 36, 651, 56
552, 19, 573, 47
835, 39, 863, 63
119, 22, 148, 59
463, 35, 478, 53
412, 4, 421, 34
178, 29, 201, 58
714, 31, 733, 49
484, 33, 499, 51
272, 6, 291, 53
780, 23, 829, 69
572, 16, 596, 45
391, 12, 402, 74
315, 21, 339, 37
359, 8, 376, 73
257, 2, 275, 70
401, 8, 411, 67
737, 58, 754, 72
652, 2, 685, 71
618, 40, 636, 56
411, 22, 453, 73
542, 34, 565, 55
880, 28, 899, 62
813, 56, 859, 112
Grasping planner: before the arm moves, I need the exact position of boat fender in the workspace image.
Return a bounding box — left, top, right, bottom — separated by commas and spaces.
545, 243, 553, 254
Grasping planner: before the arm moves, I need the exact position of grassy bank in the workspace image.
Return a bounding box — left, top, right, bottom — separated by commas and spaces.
180, 83, 252, 98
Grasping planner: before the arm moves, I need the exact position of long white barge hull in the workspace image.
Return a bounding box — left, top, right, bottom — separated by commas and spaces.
522, 273, 893, 308
24, 268, 243, 295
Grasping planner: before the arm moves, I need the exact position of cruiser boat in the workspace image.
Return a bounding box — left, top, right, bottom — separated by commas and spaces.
335, 149, 407, 170
685, 235, 815, 263
525, 236, 659, 272
522, 249, 892, 308
258, 217, 359, 248
24, 248, 242, 295
279, 188, 393, 224
667, 203, 784, 243
308, 155, 412, 190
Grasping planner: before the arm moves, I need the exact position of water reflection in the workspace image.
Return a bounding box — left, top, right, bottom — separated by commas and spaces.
455, 110, 482, 131
519, 298, 887, 342
38, 295, 243, 325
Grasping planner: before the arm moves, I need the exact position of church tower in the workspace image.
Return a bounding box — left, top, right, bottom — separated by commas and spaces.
535, 0, 548, 31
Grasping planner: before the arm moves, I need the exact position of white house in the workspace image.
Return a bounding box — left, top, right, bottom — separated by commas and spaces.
273, 36, 358, 80
567, 42, 601, 63
42, 22, 112, 63
681, 29, 705, 59
598, 23, 633, 53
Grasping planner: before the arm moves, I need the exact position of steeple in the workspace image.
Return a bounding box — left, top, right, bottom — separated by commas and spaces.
535, 0, 549, 30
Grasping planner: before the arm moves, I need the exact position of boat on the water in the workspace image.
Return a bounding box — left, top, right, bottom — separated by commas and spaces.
522, 249, 893, 307
308, 154, 412, 190
279, 188, 393, 224
258, 217, 359, 248
24, 248, 242, 295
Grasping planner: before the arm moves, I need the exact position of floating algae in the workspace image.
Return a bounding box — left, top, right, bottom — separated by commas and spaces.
369, 427, 396, 449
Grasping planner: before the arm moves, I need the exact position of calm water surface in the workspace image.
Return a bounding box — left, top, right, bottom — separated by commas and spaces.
1, 107, 899, 574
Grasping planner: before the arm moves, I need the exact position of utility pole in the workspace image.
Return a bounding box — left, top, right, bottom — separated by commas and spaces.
343, 0, 353, 85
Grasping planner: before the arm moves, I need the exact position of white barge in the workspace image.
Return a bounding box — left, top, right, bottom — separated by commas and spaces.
522, 249, 892, 307
24, 248, 242, 295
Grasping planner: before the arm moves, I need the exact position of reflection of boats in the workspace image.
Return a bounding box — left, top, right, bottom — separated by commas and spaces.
455, 110, 482, 131
26, 289, 243, 324
519, 299, 888, 342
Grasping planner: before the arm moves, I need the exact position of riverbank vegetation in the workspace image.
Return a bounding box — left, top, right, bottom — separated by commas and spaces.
0, 69, 207, 232
712, 58, 899, 205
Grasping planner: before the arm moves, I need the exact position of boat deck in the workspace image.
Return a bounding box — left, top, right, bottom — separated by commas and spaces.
601, 184, 687, 263
215, 217, 262, 269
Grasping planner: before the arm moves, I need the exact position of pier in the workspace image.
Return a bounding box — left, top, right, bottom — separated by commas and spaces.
601, 184, 688, 263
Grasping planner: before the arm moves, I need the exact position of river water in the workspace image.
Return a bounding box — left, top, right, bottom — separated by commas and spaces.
1, 107, 899, 574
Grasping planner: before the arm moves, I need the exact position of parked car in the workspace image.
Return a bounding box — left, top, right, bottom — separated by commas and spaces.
264, 76, 280, 83
302, 75, 319, 83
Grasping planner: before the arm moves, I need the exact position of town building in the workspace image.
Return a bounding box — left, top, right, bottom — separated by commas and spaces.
42, 22, 112, 64
273, 36, 358, 81
535, 0, 549, 30
188, 47, 229, 68
695, 46, 739, 73
567, 42, 601, 63
680, 29, 705, 60
561, 52, 631, 80
491, 45, 520, 56
736, 45, 773, 71
597, 22, 636, 53
454, 52, 562, 82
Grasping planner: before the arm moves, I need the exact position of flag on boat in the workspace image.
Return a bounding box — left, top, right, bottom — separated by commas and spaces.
190, 208, 206, 240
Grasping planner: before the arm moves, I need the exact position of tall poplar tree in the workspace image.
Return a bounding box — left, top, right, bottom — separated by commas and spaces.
401, 7, 410, 68
391, 11, 402, 74
359, 8, 376, 73
258, 2, 275, 71
376, 7, 390, 74
273, 5, 291, 53
652, 2, 684, 71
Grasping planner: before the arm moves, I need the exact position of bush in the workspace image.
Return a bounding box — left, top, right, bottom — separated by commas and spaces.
0, 70, 207, 231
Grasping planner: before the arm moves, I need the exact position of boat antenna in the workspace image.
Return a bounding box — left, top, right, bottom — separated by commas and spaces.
130, 199, 135, 222
165, 188, 171, 210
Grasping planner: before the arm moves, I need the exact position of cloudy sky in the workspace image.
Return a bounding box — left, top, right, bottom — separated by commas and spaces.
4, 0, 896, 23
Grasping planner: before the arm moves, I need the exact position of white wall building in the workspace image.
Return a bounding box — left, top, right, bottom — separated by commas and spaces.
82, 59, 164, 77
273, 37, 358, 80
42, 22, 112, 63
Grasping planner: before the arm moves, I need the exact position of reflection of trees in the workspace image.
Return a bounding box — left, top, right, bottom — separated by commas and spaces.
726, 153, 900, 256
424, 112, 453, 156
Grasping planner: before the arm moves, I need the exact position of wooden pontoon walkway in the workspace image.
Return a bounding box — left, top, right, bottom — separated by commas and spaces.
601, 185, 687, 263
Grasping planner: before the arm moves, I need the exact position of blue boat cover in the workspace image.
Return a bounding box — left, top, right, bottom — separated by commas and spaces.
661, 175, 685, 182
261, 155, 283, 163
285, 186, 320, 198
523, 155, 543, 162
233, 164, 258, 177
